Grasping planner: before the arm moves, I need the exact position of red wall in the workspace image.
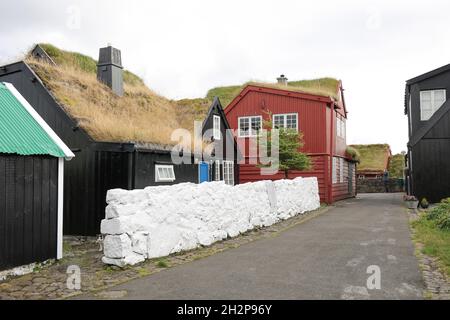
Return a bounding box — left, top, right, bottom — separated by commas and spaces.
225, 85, 355, 203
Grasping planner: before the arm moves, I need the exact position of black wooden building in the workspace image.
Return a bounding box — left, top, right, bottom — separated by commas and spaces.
0, 44, 239, 236
405, 64, 450, 203
0, 82, 74, 270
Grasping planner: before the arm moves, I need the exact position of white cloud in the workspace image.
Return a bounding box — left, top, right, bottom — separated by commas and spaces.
2, 0, 450, 153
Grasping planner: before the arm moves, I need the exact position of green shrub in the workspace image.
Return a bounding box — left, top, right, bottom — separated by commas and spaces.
426, 198, 450, 230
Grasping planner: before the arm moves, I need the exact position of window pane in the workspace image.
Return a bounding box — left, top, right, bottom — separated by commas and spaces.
239, 118, 249, 136
421, 91, 431, 101
286, 114, 296, 129
273, 115, 284, 128
251, 117, 261, 135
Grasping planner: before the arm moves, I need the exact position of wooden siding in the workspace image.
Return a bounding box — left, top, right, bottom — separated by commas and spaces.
0, 154, 58, 270
226, 90, 328, 154
411, 139, 450, 203
332, 159, 356, 201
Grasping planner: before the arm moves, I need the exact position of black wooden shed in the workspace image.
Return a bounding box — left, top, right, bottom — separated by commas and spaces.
405, 64, 450, 203
0, 44, 239, 236
0, 82, 74, 271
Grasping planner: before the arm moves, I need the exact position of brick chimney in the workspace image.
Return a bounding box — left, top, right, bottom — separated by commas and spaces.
97, 45, 123, 96
276, 74, 288, 85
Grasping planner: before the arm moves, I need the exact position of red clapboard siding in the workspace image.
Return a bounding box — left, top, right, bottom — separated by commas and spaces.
225, 84, 355, 204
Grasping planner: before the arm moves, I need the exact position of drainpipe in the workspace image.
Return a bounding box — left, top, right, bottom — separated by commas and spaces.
328, 104, 335, 204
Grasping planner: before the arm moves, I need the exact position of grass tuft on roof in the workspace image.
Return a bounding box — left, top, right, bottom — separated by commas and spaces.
206, 77, 340, 108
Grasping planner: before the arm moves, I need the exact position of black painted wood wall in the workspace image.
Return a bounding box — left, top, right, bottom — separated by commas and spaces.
0, 154, 58, 271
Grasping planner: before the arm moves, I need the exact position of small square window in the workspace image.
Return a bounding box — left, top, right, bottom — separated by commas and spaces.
155, 165, 176, 182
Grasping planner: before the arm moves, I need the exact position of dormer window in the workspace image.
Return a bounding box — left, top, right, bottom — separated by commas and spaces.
420, 89, 446, 121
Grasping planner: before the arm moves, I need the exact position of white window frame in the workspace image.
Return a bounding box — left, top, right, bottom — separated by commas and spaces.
272, 113, 298, 131
215, 160, 221, 181
339, 158, 344, 183
213, 115, 221, 140
155, 164, 176, 182
420, 89, 446, 121
332, 157, 338, 184
238, 116, 262, 138
336, 117, 346, 138
223, 160, 234, 185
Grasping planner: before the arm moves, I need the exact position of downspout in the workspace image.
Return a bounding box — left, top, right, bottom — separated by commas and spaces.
57, 158, 64, 260
328, 104, 335, 204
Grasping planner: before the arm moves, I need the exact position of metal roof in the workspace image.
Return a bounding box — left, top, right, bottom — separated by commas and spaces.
0, 82, 74, 158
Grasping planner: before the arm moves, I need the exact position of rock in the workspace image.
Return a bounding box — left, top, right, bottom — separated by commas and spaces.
102, 253, 145, 267
103, 234, 132, 258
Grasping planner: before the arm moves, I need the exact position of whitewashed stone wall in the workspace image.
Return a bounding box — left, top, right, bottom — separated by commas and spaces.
101, 177, 320, 267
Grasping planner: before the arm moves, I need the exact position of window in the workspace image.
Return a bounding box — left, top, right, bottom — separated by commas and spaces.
213, 115, 221, 140
223, 160, 234, 185
273, 113, 298, 130
238, 116, 262, 137
155, 165, 176, 182
420, 89, 446, 121
336, 117, 346, 138
339, 158, 344, 183
332, 157, 338, 184
215, 160, 221, 181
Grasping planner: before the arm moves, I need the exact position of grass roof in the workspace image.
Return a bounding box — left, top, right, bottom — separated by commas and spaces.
349, 144, 392, 172
206, 77, 340, 108
26, 44, 210, 146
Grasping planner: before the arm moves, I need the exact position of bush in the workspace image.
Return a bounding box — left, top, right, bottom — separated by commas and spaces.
426, 198, 450, 230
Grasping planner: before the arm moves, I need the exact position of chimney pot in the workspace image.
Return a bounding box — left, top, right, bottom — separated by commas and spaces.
277, 74, 288, 85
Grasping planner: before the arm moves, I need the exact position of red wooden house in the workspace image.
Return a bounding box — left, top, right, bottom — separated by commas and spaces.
224, 76, 357, 203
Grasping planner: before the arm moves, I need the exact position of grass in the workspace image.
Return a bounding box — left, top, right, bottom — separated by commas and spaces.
206, 78, 340, 108
388, 153, 405, 179
345, 146, 361, 162
156, 259, 170, 268
412, 198, 450, 276
412, 217, 450, 276
349, 144, 391, 172
24, 44, 215, 146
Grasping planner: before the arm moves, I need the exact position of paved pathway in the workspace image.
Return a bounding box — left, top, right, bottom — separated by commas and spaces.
79, 193, 424, 300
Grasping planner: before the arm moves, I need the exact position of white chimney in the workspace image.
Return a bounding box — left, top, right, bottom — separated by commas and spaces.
277, 74, 288, 85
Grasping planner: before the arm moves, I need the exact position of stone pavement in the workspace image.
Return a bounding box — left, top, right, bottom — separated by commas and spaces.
0, 204, 329, 300
77, 194, 426, 300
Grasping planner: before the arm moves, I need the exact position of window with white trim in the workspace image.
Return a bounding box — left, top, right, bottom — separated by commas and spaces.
223, 160, 234, 185
238, 116, 262, 137
215, 160, 221, 181
420, 89, 446, 121
213, 115, 221, 140
155, 164, 176, 182
273, 113, 298, 131
336, 117, 346, 138
332, 157, 338, 184
339, 158, 344, 183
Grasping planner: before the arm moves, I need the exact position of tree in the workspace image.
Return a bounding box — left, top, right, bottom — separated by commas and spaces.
258, 113, 311, 178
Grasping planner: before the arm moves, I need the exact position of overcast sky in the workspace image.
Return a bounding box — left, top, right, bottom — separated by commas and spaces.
1, 0, 450, 153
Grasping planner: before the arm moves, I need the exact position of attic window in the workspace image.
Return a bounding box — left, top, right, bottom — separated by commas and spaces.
155, 165, 176, 182
213, 115, 221, 140
420, 89, 446, 121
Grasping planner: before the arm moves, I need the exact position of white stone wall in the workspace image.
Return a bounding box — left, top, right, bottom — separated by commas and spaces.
101, 177, 320, 267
